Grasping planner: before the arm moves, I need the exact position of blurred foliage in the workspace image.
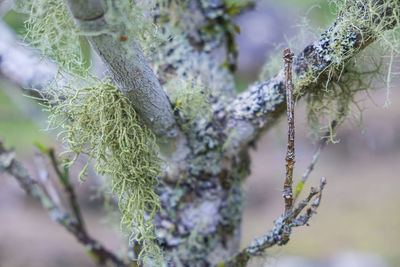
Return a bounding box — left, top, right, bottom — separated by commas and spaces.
2, 9, 27, 34
265, 0, 337, 27
0, 87, 51, 155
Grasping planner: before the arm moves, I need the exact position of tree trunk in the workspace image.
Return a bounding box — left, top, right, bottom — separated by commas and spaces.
156, 134, 250, 265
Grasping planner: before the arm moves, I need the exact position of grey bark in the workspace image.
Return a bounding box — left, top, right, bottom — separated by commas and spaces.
64, 0, 178, 141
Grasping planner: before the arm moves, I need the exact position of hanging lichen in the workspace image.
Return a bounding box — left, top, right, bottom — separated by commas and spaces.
259, 1, 400, 139
14, 0, 86, 73
46, 78, 162, 260
102, 0, 165, 57
301, 0, 400, 137
15, 0, 168, 261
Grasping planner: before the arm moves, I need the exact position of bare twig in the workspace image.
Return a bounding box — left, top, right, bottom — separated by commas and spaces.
222, 176, 327, 267
283, 48, 295, 214
294, 120, 337, 201
0, 140, 128, 267
292, 177, 327, 227
221, 49, 329, 267
47, 148, 85, 230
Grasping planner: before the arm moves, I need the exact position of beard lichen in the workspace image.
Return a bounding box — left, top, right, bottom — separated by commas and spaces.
47, 78, 163, 261
304, 48, 383, 140
15, 0, 168, 261
306, 0, 400, 136
102, 0, 165, 57
260, 0, 400, 139
14, 0, 86, 74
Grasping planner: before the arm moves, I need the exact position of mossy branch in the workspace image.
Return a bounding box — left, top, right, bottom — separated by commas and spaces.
63, 0, 178, 141
223, 0, 400, 153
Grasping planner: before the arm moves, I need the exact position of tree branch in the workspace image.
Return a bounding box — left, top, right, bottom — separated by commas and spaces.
64, 0, 178, 140
283, 48, 295, 214
0, 140, 128, 267
222, 177, 327, 267
218, 48, 329, 267
0, 21, 58, 99
222, 0, 399, 153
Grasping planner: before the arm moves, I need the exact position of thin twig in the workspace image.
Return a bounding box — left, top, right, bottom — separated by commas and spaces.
293, 177, 327, 227
0, 141, 128, 267
223, 176, 327, 267
34, 154, 63, 207
283, 48, 295, 214
293, 120, 337, 202
48, 148, 85, 230
221, 49, 329, 267
293, 177, 326, 219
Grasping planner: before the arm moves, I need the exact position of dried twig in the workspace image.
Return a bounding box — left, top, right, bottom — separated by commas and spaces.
283, 48, 295, 214
0, 140, 128, 267
281, 48, 295, 244
222, 176, 327, 267
292, 177, 326, 227
47, 148, 85, 230
220, 49, 328, 267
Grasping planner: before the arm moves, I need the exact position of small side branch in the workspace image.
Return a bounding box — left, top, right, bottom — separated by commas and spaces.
0, 21, 58, 99
294, 120, 337, 201
0, 140, 128, 267
223, 177, 327, 267
221, 48, 328, 267
47, 148, 85, 229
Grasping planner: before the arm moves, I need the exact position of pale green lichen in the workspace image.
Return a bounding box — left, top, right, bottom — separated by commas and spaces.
47, 78, 162, 260
103, 0, 165, 57
304, 0, 400, 137
260, 0, 400, 139
167, 76, 212, 130
16, 0, 167, 260
258, 1, 400, 139
304, 51, 382, 139
14, 0, 86, 73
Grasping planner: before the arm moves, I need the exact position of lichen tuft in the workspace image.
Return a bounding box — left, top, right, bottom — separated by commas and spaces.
16, 0, 166, 259
47, 77, 163, 260
15, 0, 86, 73
294, 0, 400, 138
168, 76, 212, 131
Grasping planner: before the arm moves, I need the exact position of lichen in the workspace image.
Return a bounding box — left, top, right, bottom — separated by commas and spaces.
297, 1, 400, 138
46, 77, 162, 260
102, 0, 165, 57
168, 76, 212, 131
258, 1, 400, 139
304, 46, 383, 139
15, 0, 169, 260
14, 0, 86, 73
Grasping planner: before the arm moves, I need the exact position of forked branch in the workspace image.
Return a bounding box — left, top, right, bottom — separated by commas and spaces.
0, 140, 128, 267
221, 48, 328, 267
